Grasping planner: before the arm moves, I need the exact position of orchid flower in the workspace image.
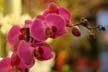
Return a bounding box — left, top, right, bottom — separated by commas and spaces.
31, 14, 67, 41
0, 40, 34, 72
17, 40, 53, 61
34, 43, 53, 61
43, 2, 72, 26
7, 19, 32, 46
0, 57, 24, 72
0, 39, 53, 72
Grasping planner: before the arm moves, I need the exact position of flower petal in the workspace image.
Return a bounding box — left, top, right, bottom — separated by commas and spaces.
36, 15, 45, 21
17, 40, 34, 68
59, 7, 71, 24
43, 9, 49, 16
0, 57, 11, 72
11, 53, 20, 67
48, 2, 59, 13
46, 14, 66, 38
43, 2, 59, 16
35, 43, 53, 61
7, 25, 21, 45
30, 19, 47, 41
24, 20, 32, 28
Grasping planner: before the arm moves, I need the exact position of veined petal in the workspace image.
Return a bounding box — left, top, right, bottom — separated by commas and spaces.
17, 40, 34, 68
59, 7, 71, 24
30, 19, 47, 41
7, 25, 21, 45
46, 14, 67, 38
35, 43, 53, 61
0, 57, 11, 72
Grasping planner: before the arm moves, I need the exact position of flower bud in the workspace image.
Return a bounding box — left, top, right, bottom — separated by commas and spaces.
72, 26, 81, 36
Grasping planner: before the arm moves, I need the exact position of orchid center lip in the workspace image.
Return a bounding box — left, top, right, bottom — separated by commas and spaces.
45, 27, 53, 37
45, 26, 57, 37
19, 28, 31, 42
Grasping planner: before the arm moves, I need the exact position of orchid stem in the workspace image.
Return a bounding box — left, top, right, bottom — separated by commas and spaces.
26, 28, 30, 42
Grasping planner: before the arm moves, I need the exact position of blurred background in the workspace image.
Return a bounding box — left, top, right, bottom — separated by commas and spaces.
0, 0, 108, 72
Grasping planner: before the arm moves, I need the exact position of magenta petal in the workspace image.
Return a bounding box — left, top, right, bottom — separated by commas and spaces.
11, 53, 20, 67
30, 19, 47, 41
0, 57, 11, 72
43, 3, 58, 16
18, 58, 34, 70
24, 20, 32, 28
48, 2, 59, 13
46, 14, 66, 37
35, 43, 53, 61
11, 52, 26, 70
7, 25, 21, 45
59, 7, 71, 24
36, 15, 45, 21
43, 9, 49, 16
17, 40, 34, 68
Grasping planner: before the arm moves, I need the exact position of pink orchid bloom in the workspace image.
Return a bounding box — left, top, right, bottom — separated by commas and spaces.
0, 57, 24, 72
0, 41, 35, 72
31, 14, 67, 41
17, 40, 53, 61
17, 40, 53, 65
43, 2, 72, 26
34, 43, 53, 61
7, 20, 32, 46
